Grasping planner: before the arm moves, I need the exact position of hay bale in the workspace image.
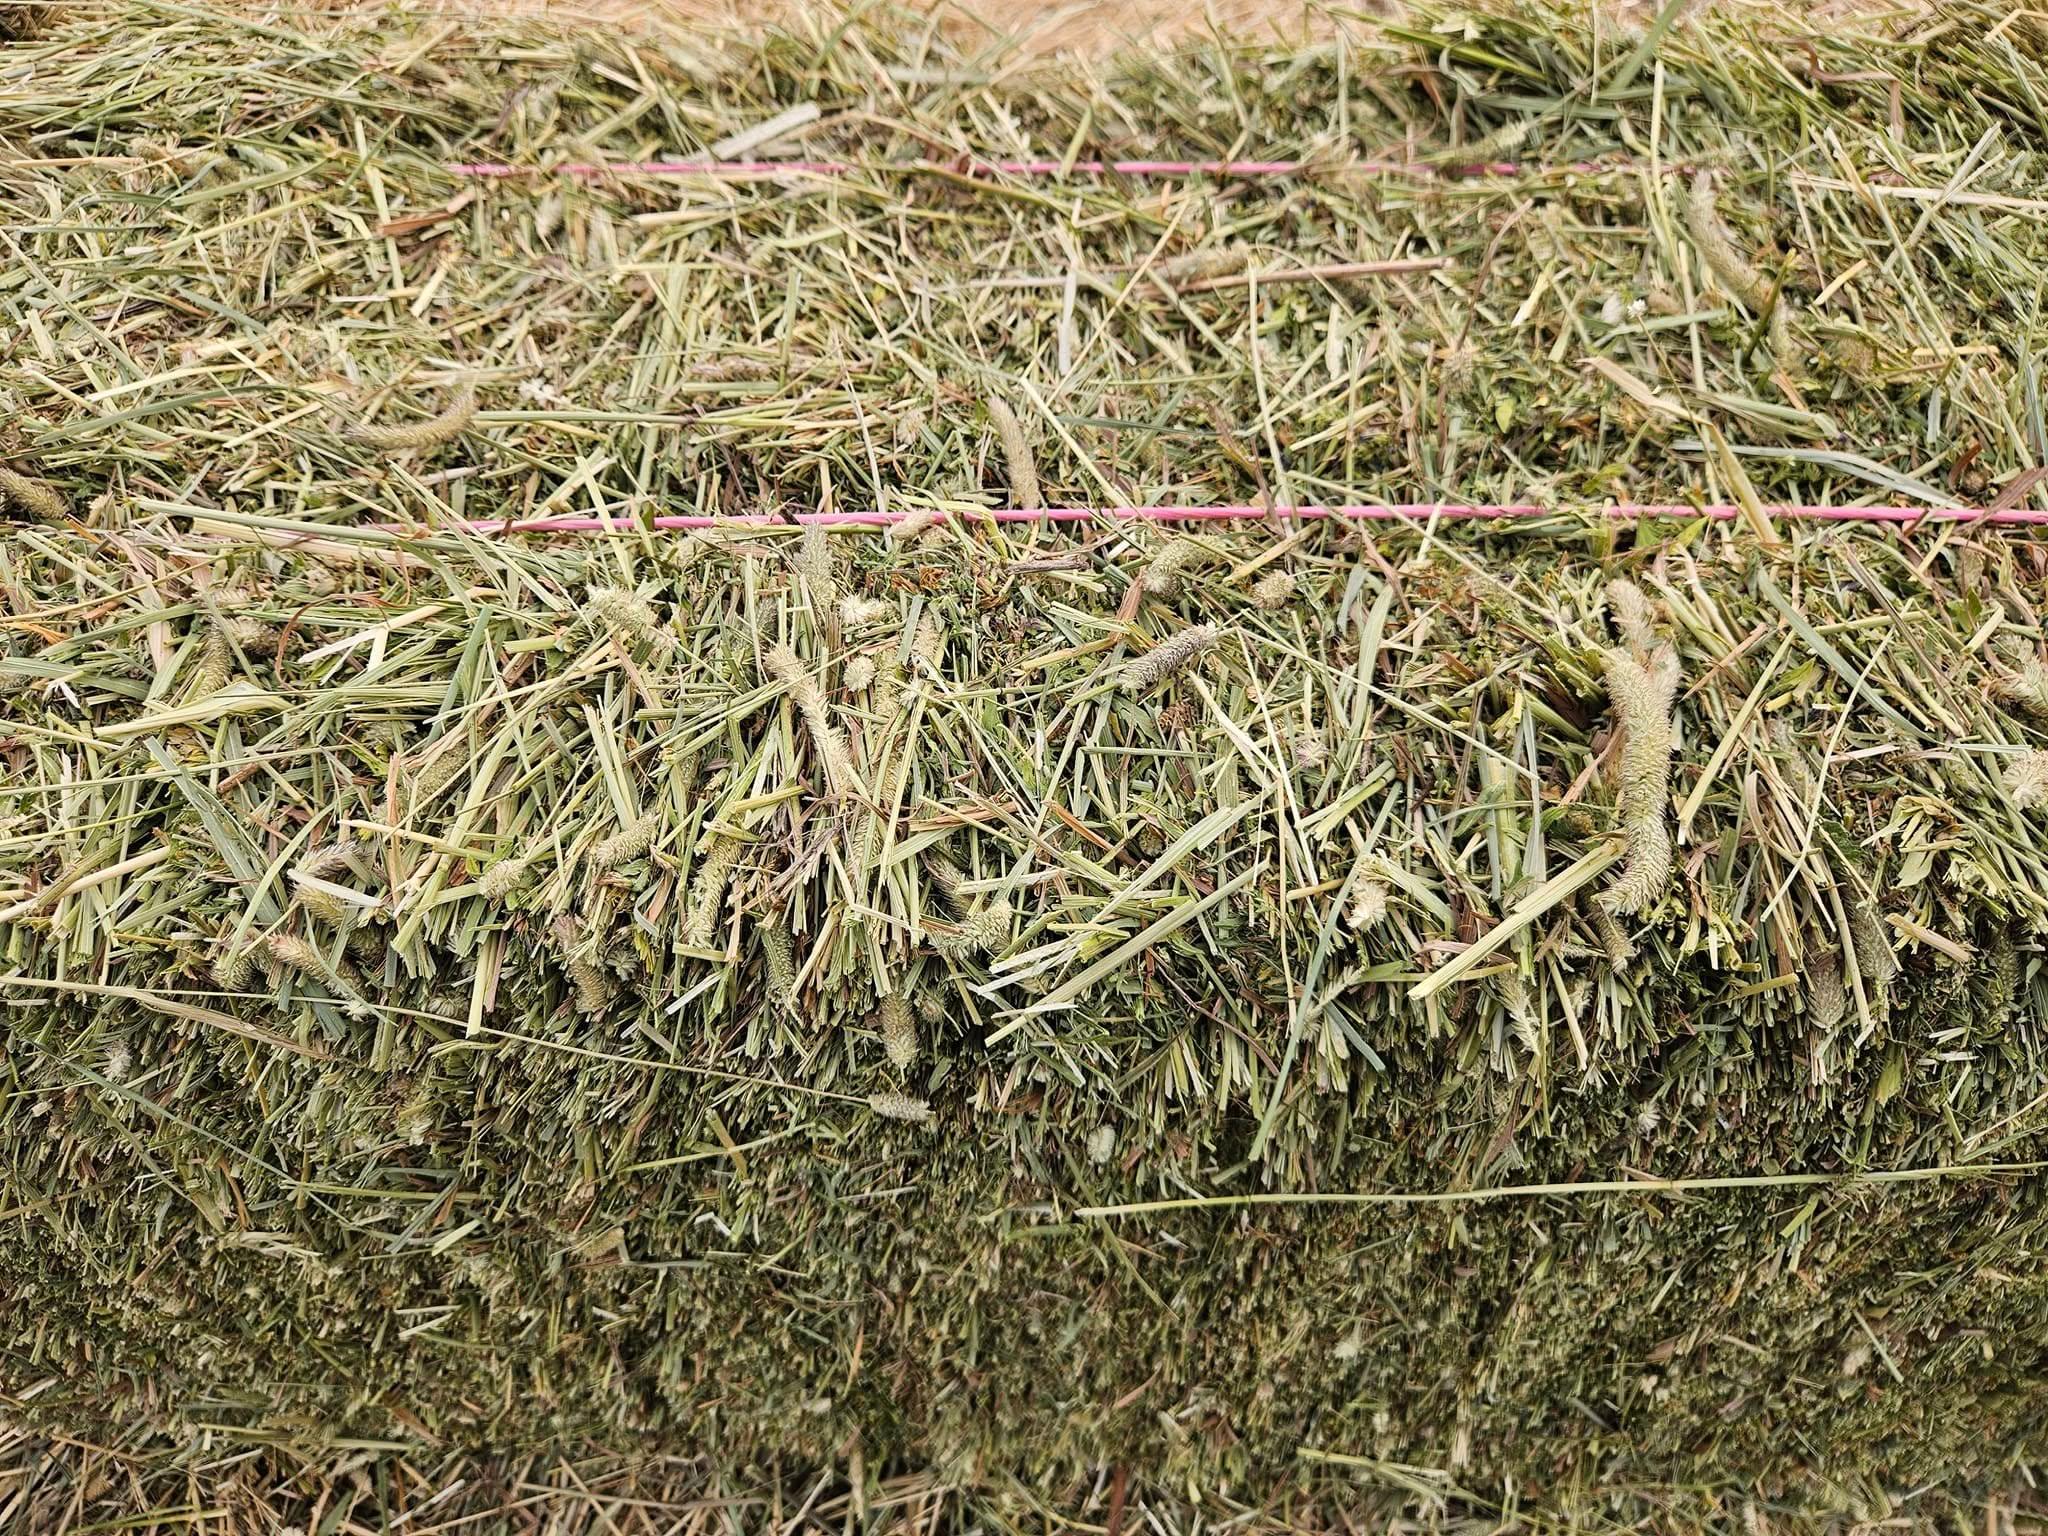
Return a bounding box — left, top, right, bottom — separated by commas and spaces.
2, 1, 2047, 1530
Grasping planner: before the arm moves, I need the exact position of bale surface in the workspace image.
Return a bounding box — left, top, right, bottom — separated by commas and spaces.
4, 2, 2048, 1530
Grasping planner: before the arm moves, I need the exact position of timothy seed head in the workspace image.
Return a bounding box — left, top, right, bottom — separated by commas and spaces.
1250, 569, 1297, 610
932, 899, 1011, 957
409, 738, 467, 804
587, 586, 671, 649
221, 615, 276, 653
795, 525, 837, 612
591, 812, 660, 870
1598, 643, 1681, 916
347, 382, 477, 451
212, 945, 256, 990
887, 506, 941, 543
878, 993, 918, 1070
1590, 903, 1636, 969
770, 638, 823, 708
1685, 172, 1772, 314
1605, 578, 1660, 660
839, 595, 897, 629
295, 884, 354, 929
985, 396, 1039, 510
766, 643, 857, 794
683, 836, 743, 950
475, 855, 532, 901
762, 920, 796, 1009
912, 613, 946, 676
1846, 892, 1898, 990
869, 1090, 932, 1124
1806, 941, 1846, 1031
568, 955, 610, 1016
1993, 661, 2048, 718
1142, 538, 1204, 598
1120, 623, 1218, 692
264, 933, 327, 977
0, 462, 66, 521
189, 630, 232, 699
1684, 172, 1797, 367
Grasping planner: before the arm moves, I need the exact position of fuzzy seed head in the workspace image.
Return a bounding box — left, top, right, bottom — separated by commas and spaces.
843, 655, 877, 691
1847, 894, 1898, 990
869, 1090, 932, 1124
767, 643, 856, 794
873, 658, 905, 720
348, 382, 477, 451
587, 586, 669, 647
475, 856, 531, 900
264, 933, 327, 977
409, 738, 467, 804
591, 812, 660, 870
1591, 903, 1636, 969
762, 921, 796, 1008
1806, 942, 1846, 1032
2006, 750, 2048, 808
1142, 538, 1204, 598
568, 955, 610, 1016
1685, 172, 1772, 314
1605, 578, 1660, 660
1598, 643, 1681, 916
221, 615, 276, 653
878, 993, 918, 1070
683, 836, 743, 950
0, 463, 66, 521
190, 630, 232, 699
213, 946, 255, 990
795, 525, 837, 612
887, 506, 941, 543
1120, 623, 1218, 692
1347, 876, 1388, 931
912, 613, 946, 676
1994, 662, 2048, 718
839, 595, 896, 629
1251, 569, 1297, 610
985, 396, 1040, 510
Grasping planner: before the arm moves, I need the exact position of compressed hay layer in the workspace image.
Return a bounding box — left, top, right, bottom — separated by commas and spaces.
11, 514, 2048, 1528
3, 1, 2048, 1530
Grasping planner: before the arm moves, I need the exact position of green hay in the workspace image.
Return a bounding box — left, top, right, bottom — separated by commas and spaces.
4, 1, 2048, 1531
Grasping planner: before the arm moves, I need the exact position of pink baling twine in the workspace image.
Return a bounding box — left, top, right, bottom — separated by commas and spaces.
453, 504, 2048, 534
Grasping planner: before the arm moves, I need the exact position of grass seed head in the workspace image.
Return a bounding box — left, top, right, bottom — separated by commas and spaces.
1250, 569, 1297, 610
1120, 623, 1218, 692
347, 382, 477, 451
878, 993, 918, 1070
869, 1090, 933, 1124
985, 396, 1039, 510
0, 462, 67, 520
2004, 750, 2048, 808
